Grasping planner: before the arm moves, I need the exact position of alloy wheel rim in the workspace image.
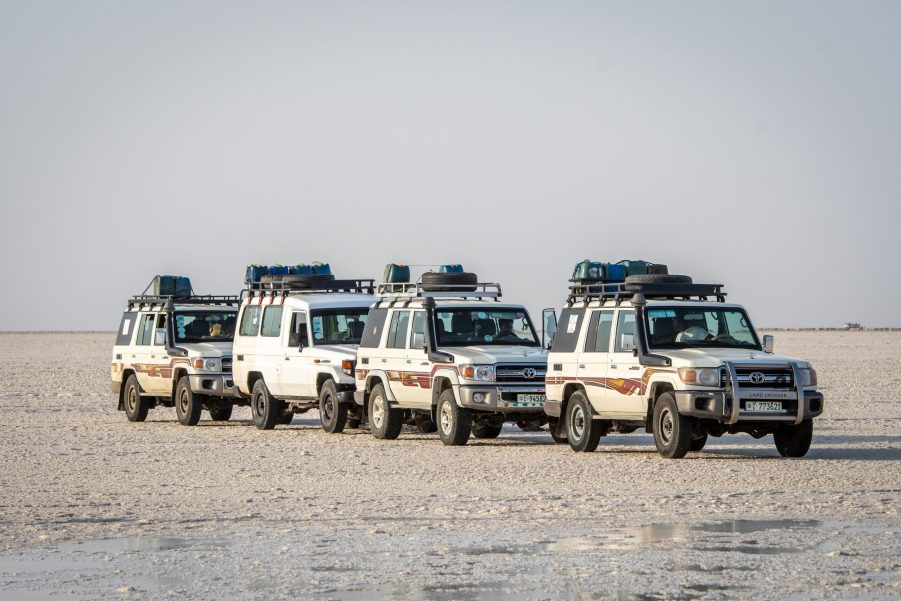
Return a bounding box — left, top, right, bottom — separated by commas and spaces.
571, 406, 585, 439
372, 396, 384, 429
440, 403, 453, 434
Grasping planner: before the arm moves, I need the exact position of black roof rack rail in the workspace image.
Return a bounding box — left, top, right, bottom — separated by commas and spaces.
566, 279, 726, 305
241, 278, 376, 300
126, 294, 241, 310
375, 281, 502, 301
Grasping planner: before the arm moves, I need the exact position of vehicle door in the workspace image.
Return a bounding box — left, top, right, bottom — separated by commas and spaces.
395, 310, 430, 407
130, 313, 157, 392
604, 309, 645, 415
233, 303, 262, 395
380, 309, 412, 404
256, 303, 286, 395
547, 308, 585, 401
576, 309, 614, 414
280, 309, 313, 399
146, 313, 174, 394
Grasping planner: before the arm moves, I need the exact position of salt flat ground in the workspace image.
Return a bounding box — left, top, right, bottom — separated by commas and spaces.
0, 331, 898, 601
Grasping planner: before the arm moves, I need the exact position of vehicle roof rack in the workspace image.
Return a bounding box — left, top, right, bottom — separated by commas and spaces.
375, 281, 502, 302
566, 280, 726, 306
241, 278, 376, 301
127, 294, 241, 310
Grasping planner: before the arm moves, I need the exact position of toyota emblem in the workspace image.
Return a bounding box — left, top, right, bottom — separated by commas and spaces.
749, 371, 766, 384
522, 368, 537, 379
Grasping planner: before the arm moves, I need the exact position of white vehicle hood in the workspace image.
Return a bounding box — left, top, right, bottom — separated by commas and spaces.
442, 346, 547, 364
656, 348, 806, 368
178, 342, 233, 358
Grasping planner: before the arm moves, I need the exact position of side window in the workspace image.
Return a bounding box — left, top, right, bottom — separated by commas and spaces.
549, 308, 584, 353
261, 306, 283, 337
288, 312, 309, 347
116, 312, 137, 346
137, 314, 155, 346
239, 306, 262, 337
153, 314, 167, 346
386, 311, 411, 349
584, 310, 614, 353
613, 310, 637, 352
409, 311, 426, 349
360, 308, 388, 348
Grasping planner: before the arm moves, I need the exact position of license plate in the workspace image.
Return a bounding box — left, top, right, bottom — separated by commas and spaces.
500, 394, 546, 408
746, 401, 783, 412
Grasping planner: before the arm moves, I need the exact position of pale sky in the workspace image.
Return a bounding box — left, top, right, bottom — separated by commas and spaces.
1, 1, 899, 330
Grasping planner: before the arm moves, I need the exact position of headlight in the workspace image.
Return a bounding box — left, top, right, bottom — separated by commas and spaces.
799, 367, 817, 387
460, 365, 495, 382
192, 357, 221, 371
678, 367, 720, 387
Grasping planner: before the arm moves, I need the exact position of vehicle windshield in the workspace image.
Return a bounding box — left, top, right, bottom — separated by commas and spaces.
435, 308, 539, 346
645, 307, 760, 350
310, 308, 369, 345
174, 311, 237, 343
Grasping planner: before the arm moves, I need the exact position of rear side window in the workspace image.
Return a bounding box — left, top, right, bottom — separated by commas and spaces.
387, 311, 410, 349
584, 310, 614, 353
613, 310, 637, 352
116, 312, 138, 346
239, 306, 262, 337
261, 306, 283, 337
549, 309, 584, 353
360, 308, 388, 348
137, 314, 155, 346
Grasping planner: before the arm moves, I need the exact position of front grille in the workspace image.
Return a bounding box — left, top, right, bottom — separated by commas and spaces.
495, 363, 547, 385
722, 367, 793, 388
221, 358, 232, 373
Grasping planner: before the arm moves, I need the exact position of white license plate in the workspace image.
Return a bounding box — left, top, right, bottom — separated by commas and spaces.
500, 394, 546, 408
746, 401, 783, 412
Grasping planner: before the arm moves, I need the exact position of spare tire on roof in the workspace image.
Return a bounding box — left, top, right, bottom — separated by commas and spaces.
421, 271, 478, 292
647, 264, 669, 275
624, 273, 692, 291
262, 273, 336, 290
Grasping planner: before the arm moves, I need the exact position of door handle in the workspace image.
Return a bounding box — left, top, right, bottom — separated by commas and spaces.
285, 357, 290, 361
610, 365, 617, 369
579, 365, 586, 369
406, 360, 412, 364
420, 362, 429, 366
381, 359, 387, 363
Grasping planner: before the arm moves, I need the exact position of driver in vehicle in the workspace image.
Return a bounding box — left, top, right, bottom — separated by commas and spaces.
674, 315, 711, 343
493, 318, 521, 342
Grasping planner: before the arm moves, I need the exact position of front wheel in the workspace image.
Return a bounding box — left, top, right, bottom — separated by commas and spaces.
566, 391, 601, 452
251, 379, 282, 430
472, 421, 502, 439
548, 418, 567, 444
319, 380, 348, 434
774, 419, 813, 457
689, 433, 708, 452
175, 377, 202, 426
653, 392, 693, 458
368, 384, 402, 440
123, 375, 148, 422
414, 413, 437, 434
437, 389, 472, 446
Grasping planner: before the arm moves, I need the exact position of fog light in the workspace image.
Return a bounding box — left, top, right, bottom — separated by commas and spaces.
473, 392, 487, 404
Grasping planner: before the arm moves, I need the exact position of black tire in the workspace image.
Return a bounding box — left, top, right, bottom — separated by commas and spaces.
774, 420, 813, 457
421, 271, 478, 292
208, 400, 233, 421
648, 264, 669, 275
368, 384, 402, 440
123, 375, 148, 422
625, 274, 692, 285
175, 377, 202, 426
689, 433, 708, 452
347, 418, 362, 428
319, 380, 348, 434
279, 412, 293, 425
472, 421, 503, 439
414, 413, 437, 434
261, 273, 335, 290
566, 391, 601, 452
548, 418, 568, 444
653, 392, 693, 458
251, 379, 282, 430
437, 389, 472, 446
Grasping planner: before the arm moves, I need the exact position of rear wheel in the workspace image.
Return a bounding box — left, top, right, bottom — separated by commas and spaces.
207, 400, 233, 421
251, 379, 282, 430
653, 393, 692, 458
567, 391, 601, 452
319, 380, 348, 434
689, 433, 708, 452
279, 412, 293, 425
472, 421, 503, 439
774, 420, 813, 457
368, 384, 402, 440
175, 377, 202, 426
414, 413, 437, 434
437, 389, 472, 446
123, 375, 148, 422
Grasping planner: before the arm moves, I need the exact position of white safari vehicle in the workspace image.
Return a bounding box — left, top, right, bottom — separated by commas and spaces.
544, 271, 824, 458
354, 265, 548, 446
232, 269, 376, 432
111, 276, 240, 425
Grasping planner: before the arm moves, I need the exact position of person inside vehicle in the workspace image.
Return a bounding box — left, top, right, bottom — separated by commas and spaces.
493, 318, 520, 342
209, 322, 222, 337
674, 314, 711, 343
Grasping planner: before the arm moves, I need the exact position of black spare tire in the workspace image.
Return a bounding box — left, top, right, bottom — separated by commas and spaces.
624, 274, 692, 291
262, 274, 336, 290
421, 271, 478, 292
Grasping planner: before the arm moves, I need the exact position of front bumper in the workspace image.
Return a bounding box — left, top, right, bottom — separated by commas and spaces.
188, 374, 237, 398
457, 385, 546, 413
675, 389, 824, 423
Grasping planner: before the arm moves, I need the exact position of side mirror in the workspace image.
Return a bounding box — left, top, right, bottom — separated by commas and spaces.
620, 333, 636, 352
542, 308, 558, 350
411, 332, 425, 350
762, 334, 774, 353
